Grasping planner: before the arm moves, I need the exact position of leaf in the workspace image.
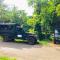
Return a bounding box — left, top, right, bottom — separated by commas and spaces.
56, 4, 60, 16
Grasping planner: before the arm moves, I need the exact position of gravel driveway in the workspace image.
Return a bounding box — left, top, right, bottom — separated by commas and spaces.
0, 41, 60, 60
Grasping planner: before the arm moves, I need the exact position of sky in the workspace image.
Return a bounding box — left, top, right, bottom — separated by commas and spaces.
4, 0, 34, 16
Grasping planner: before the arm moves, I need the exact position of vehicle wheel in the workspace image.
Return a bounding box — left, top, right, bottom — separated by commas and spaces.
54, 40, 58, 44
3, 36, 9, 42
54, 40, 56, 44
3, 36, 14, 42
11, 38, 15, 42
28, 36, 37, 45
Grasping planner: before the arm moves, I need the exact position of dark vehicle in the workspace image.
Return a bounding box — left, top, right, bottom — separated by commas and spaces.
54, 29, 60, 44
0, 23, 37, 45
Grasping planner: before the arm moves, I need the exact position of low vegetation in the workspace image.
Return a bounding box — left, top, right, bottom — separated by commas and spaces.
0, 56, 16, 60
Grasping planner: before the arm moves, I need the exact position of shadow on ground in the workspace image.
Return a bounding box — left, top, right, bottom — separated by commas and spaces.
0, 41, 42, 50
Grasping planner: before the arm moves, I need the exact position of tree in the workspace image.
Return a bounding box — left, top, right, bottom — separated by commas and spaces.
0, 0, 6, 22
27, 0, 57, 40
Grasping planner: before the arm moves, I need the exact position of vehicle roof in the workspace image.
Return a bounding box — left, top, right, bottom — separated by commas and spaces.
0, 23, 16, 25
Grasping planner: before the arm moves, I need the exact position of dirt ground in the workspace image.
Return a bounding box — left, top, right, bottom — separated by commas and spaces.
0, 41, 60, 60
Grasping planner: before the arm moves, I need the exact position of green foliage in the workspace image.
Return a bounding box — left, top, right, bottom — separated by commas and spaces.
27, 0, 57, 40
27, 17, 36, 27
0, 57, 16, 60
28, 28, 35, 33
56, 4, 60, 16
38, 40, 49, 46
0, 2, 28, 30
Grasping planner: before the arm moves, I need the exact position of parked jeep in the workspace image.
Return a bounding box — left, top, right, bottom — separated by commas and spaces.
0, 23, 37, 45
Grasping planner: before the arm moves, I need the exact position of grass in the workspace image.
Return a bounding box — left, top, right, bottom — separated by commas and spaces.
15, 39, 49, 46
38, 40, 49, 46
15, 39, 28, 43
0, 36, 3, 41
0, 56, 16, 60
0, 36, 51, 46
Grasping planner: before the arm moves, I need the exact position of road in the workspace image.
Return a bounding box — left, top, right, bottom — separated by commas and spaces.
0, 41, 60, 60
